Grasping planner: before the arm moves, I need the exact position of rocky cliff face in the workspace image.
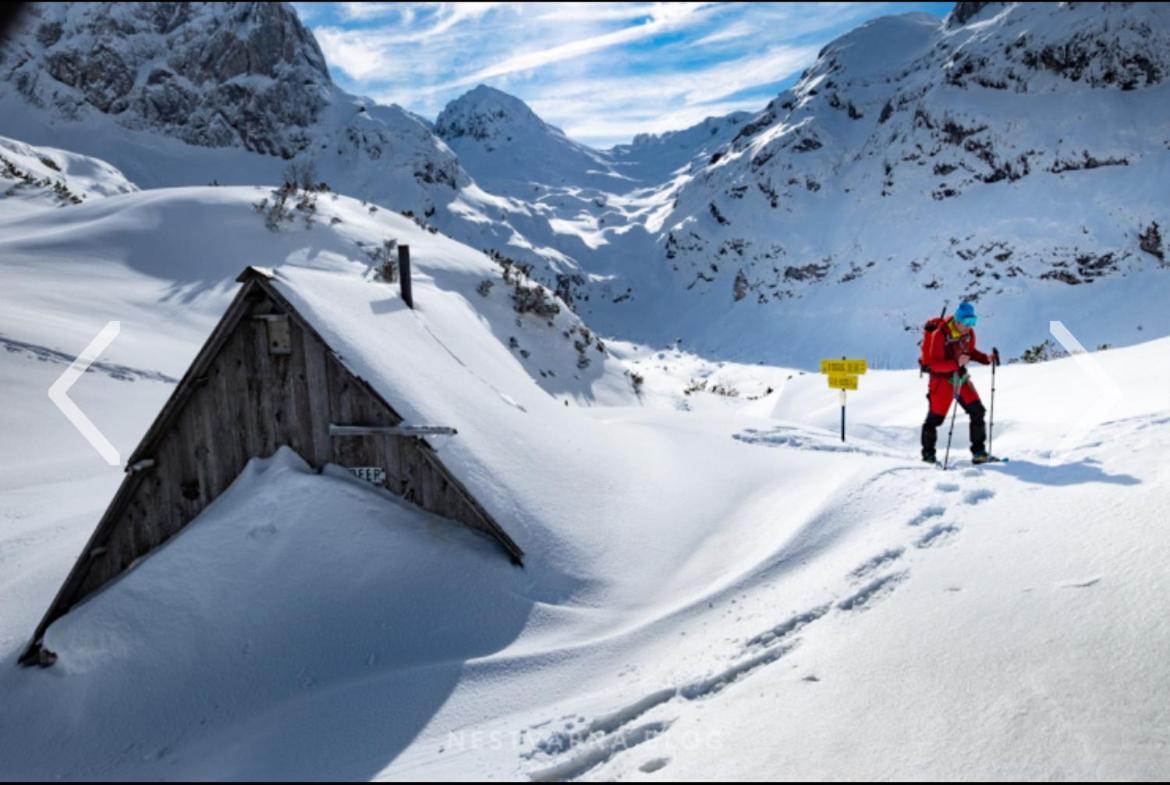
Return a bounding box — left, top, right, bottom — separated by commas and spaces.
0, 2, 468, 242
2, 2, 330, 158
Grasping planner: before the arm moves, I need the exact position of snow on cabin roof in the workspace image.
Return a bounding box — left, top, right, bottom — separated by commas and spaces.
237, 264, 275, 281
251, 262, 588, 573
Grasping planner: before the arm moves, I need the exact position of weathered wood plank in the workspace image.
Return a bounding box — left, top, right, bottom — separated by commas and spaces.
301, 323, 332, 466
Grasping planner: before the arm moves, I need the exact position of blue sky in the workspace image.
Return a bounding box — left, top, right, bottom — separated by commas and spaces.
293, 2, 955, 148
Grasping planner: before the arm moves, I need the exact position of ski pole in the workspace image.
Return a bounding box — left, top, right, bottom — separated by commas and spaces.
942, 371, 961, 470
989, 348, 999, 456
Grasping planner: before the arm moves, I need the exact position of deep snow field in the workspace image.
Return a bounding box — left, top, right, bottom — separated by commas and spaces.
1, 148, 1168, 781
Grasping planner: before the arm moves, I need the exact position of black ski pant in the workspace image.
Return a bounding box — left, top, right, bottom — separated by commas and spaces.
922, 382, 986, 458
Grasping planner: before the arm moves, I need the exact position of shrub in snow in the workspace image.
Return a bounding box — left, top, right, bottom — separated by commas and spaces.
627, 369, 644, 396
1016, 338, 1068, 364
253, 179, 327, 231
364, 238, 399, 282
733, 269, 749, 301
489, 249, 562, 319
0, 154, 83, 205
1139, 222, 1164, 263
684, 378, 740, 397
282, 160, 327, 192
400, 209, 440, 235
514, 282, 561, 320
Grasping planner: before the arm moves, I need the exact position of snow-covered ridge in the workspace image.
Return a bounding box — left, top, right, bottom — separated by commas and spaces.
0, 183, 632, 404
0, 134, 136, 212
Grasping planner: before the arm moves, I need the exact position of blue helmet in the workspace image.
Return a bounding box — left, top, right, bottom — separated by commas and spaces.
955, 301, 977, 327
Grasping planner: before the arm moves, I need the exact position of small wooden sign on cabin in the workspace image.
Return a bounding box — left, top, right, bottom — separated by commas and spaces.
349, 466, 387, 486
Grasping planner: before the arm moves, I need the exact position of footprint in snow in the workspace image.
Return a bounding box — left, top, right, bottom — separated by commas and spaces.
248, 523, 278, 538
908, 506, 946, 527
963, 488, 995, 505
849, 548, 904, 580
916, 524, 959, 549
837, 572, 908, 612
936, 482, 961, 493
640, 758, 670, 774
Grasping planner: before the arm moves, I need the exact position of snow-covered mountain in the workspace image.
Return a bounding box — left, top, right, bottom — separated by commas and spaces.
609, 111, 756, 183
635, 2, 1170, 363
430, 3, 1170, 365
0, 2, 759, 341
435, 84, 624, 194
432, 85, 755, 309
0, 2, 469, 242
8, 3, 1166, 367
4, 2, 1169, 368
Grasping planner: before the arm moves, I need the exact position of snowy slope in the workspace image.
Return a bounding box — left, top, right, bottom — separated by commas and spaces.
2, 298, 1167, 779
0, 134, 135, 215
0, 183, 632, 398
434, 87, 754, 309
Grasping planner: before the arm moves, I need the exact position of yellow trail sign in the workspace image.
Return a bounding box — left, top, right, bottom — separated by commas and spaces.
820, 358, 868, 375
827, 374, 859, 391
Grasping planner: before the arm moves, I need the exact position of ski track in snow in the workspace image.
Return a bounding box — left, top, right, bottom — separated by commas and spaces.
520, 463, 1003, 780
0, 335, 178, 383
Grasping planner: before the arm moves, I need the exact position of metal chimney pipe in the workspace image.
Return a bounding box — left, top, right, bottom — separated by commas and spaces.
398, 244, 413, 309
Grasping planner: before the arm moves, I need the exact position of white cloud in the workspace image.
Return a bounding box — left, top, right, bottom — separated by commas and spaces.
334, 2, 400, 22
524, 43, 819, 136
300, 2, 948, 146
446, 3, 715, 88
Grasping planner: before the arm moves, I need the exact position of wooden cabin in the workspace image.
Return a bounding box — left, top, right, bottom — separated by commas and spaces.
20, 264, 523, 667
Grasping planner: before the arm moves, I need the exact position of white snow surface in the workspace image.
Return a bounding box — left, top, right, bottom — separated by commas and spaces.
0, 174, 1168, 779
1, 3, 1170, 780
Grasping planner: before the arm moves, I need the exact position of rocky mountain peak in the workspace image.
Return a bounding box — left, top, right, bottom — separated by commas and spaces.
435, 85, 555, 145
1, 2, 331, 158
946, 2, 1005, 29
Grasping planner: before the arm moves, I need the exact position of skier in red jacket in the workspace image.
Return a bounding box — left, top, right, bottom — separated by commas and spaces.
921, 301, 998, 464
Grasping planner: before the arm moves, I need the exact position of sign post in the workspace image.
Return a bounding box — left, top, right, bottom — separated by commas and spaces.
820, 357, 867, 442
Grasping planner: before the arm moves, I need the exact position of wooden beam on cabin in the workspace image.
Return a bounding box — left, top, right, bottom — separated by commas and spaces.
329, 424, 458, 437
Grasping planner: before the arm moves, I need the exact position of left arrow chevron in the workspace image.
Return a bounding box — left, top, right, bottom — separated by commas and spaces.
48, 321, 122, 466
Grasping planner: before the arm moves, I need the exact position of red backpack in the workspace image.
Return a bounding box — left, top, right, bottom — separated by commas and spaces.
919, 310, 947, 373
